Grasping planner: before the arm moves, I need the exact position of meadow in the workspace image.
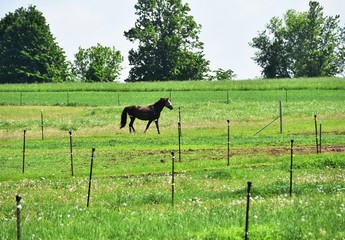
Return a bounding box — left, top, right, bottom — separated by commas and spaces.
0, 78, 344, 239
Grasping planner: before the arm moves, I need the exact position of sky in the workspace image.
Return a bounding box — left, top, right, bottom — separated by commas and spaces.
1, 0, 344, 81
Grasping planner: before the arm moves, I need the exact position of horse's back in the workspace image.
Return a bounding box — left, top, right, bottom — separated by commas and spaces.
126, 105, 154, 120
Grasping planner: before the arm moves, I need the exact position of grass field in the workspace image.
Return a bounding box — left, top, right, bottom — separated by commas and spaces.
0, 78, 344, 239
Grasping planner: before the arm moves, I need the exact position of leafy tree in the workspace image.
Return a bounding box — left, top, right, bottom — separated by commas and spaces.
124, 0, 209, 82
250, 17, 291, 78
71, 44, 123, 82
0, 5, 68, 83
209, 68, 236, 80
250, 1, 345, 78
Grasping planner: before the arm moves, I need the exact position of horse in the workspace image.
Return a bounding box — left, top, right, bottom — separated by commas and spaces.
120, 98, 173, 134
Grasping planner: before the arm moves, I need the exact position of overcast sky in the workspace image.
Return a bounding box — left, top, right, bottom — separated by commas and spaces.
1, 0, 344, 81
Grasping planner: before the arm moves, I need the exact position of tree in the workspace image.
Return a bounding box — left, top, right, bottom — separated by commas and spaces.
124, 0, 209, 82
250, 17, 291, 78
0, 5, 68, 83
250, 1, 345, 78
71, 44, 123, 82
209, 68, 236, 80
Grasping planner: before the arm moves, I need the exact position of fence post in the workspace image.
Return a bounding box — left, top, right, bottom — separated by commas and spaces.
314, 114, 319, 154
41, 110, 44, 140
290, 139, 294, 197
22, 130, 26, 174
279, 100, 283, 134
227, 119, 230, 166
16, 194, 22, 240
244, 181, 252, 240
87, 147, 96, 207
171, 151, 175, 207
69, 130, 74, 176
178, 107, 182, 162
319, 120, 322, 154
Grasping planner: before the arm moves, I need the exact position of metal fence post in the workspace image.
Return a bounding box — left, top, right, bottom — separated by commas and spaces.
87, 147, 96, 207
244, 181, 252, 240
16, 194, 22, 240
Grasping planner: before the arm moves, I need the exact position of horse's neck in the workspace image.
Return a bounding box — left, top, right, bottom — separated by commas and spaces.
153, 101, 164, 112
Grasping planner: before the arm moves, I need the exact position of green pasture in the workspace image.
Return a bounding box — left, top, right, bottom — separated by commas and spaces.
0, 78, 344, 239
0, 77, 344, 93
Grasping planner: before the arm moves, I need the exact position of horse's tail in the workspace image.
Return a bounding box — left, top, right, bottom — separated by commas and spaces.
120, 107, 128, 128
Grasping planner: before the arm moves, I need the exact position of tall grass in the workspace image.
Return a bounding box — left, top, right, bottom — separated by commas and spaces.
0, 77, 344, 92
1, 88, 344, 107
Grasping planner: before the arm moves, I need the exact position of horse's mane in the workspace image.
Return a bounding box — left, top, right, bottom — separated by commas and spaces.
153, 98, 167, 107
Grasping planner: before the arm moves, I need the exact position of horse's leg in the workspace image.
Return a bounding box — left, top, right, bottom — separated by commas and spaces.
144, 120, 153, 133
129, 117, 136, 133
154, 119, 160, 134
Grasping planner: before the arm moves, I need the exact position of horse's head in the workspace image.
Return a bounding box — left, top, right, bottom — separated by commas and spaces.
162, 98, 173, 110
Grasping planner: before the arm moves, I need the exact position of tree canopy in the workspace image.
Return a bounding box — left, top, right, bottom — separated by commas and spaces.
0, 5, 68, 83
250, 1, 345, 78
71, 44, 123, 82
124, 0, 209, 82
209, 68, 237, 81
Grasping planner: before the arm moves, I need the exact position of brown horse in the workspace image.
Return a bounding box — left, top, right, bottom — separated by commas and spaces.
120, 98, 173, 134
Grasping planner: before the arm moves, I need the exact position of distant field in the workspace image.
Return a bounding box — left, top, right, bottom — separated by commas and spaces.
0, 78, 344, 239
0, 77, 344, 92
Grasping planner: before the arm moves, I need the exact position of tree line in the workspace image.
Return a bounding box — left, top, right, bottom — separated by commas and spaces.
0, 1, 344, 83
